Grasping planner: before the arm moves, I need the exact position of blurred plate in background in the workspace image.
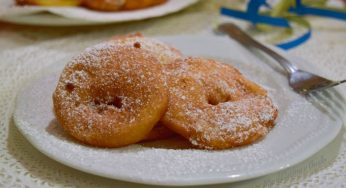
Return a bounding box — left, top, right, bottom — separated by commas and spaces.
0, 0, 198, 26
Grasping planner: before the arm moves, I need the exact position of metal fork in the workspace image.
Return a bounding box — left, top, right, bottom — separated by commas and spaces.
218, 23, 346, 94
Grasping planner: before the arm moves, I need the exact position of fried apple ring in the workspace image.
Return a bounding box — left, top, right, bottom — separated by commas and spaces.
111, 33, 182, 64
53, 42, 168, 147
160, 57, 278, 149
111, 33, 180, 142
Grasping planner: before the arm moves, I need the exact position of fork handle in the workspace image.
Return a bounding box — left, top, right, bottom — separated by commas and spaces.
219, 23, 297, 75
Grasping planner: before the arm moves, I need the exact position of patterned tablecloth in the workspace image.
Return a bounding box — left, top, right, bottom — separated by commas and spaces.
0, 1, 345, 187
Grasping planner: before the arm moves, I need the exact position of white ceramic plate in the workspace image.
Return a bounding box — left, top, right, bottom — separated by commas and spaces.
13, 35, 342, 186
0, 0, 198, 26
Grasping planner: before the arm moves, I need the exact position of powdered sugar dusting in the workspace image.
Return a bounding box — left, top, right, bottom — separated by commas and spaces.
162, 57, 278, 149
11, 35, 342, 186
53, 41, 167, 146
15, 60, 338, 184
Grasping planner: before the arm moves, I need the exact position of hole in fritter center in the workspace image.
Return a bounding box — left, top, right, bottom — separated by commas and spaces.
93, 97, 123, 114
107, 96, 123, 108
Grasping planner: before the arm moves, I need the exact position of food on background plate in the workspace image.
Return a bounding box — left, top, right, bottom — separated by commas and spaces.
16, 0, 82, 6
121, 0, 167, 10
52, 33, 278, 149
82, 0, 124, 11
83, 0, 167, 11
16, 0, 167, 11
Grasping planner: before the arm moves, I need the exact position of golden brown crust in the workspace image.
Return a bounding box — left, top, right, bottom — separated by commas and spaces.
51, 34, 278, 150
53, 42, 168, 148
114, 33, 181, 143
160, 57, 278, 150
141, 123, 176, 142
